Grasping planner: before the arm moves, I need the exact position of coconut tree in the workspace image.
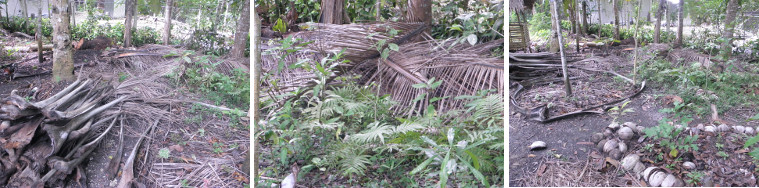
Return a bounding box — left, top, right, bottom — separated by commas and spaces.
675, 0, 683, 47
163, 0, 173, 45
654, 0, 665, 43
550, 0, 572, 96
721, 0, 740, 59
124, 0, 134, 47
229, 0, 250, 58
52, 0, 74, 82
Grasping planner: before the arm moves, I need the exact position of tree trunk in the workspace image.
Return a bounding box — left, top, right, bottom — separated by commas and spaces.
71, 0, 76, 27
675, 0, 683, 47
407, 0, 431, 39
597, 0, 602, 38
21, 0, 28, 19
52, 0, 74, 82
550, 0, 572, 96
613, 0, 619, 40
654, 0, 664, 43
252, 4, 261, 181
569, 1, 577, 34
229, 0, 249, 58
163, 0, 172, 45
124, 0, 134, 47
582, 1, 588, 34
550, 3, 560, 53
223, 0, 230, 26
721, 0, 740, 59
375, 0, 381, 21
665, 6, 670, 32
37, 0, 43, 64
320, 0, 345, 24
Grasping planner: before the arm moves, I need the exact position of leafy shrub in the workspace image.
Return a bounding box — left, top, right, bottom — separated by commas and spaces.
2, 16, 53, 37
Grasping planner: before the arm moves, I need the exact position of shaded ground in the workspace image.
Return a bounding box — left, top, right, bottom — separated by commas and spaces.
0, 33, 249, 187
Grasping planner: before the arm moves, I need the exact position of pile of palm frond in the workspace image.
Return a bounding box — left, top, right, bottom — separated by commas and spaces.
358, 38, 504, 115
261, 22, 504, 115
0, 79, 125, 187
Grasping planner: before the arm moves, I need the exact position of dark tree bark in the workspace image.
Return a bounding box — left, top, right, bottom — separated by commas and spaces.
37, 0, 43, 64
613, 0, 620, 40
163, 0, 172, 45
229, 0, 249, 58
320, 0, 346, 24
52, 0, 74, 82
721, 0, 740, 59
124, 0, 134, 47
654, 0, 665, 43
407, 0, 432, 39
675, 0, 683, 47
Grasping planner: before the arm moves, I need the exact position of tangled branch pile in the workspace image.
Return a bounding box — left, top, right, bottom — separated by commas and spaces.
0, 79, 124, 187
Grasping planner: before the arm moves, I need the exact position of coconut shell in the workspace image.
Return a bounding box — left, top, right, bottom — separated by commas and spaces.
603, 139, 618, 153
649, 171, 666, 187
618, 127, 635, 140
621, 154, 640, 171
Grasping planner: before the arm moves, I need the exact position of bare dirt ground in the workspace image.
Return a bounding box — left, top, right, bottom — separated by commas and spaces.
509, 44, 759, 186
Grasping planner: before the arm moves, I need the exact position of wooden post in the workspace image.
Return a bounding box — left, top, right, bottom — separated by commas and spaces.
550, 0, 572, 96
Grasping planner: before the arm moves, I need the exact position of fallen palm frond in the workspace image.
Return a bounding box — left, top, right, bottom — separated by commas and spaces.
261, 22, 504, 115
360, 38, 505, 115
509, 53, 645, 122
261, 22, 427, 104
151, 157, 242, 187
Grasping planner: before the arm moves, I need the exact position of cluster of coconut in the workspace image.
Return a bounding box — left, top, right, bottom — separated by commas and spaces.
699, 123, 757, 135
592, 122, 642, 160
593, 122, 689, 187
622, 154, 686, 187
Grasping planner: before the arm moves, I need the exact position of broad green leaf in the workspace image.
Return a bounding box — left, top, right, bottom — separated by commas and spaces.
381, 48, 390, 60
456, 155, 490, 187
669, 148, 678, 158
280, 147, 288, 166
410, 157, 435, 175
388, 43, 399, 51
273, 18, 287, 33
748, 113, 759, 121
439, 152, 451, 188
450, 24, 463, 32
412, 83, 427, 89
745, 134, 759, 149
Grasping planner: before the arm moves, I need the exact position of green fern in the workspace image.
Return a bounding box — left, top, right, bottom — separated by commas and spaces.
351, 122, 393, 144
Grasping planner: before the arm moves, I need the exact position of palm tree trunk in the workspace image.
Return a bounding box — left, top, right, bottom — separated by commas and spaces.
229, 0, 249, 58
51, 0, 74, 82
124, 0, 134, 47
597, 0, 602, 38
721, 0, 740, 59
163, 0, 172, 45
582, 1, 588, 34
654, 0, 665, 43
320, 0, 345, 24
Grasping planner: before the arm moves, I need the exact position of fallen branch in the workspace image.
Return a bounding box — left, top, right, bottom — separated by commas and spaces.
117, 119, 158, 188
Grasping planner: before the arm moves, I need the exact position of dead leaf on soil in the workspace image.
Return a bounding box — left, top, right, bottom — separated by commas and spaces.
537, 163, 547, 176
169, 144, 184, 152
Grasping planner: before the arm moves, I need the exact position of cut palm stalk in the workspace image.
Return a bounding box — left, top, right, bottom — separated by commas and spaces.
44, 96, 127, 157
29, 79, 82, 109
117, 120, 158, 188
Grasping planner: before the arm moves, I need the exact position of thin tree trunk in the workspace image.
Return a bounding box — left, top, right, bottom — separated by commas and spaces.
721, 0, 740, 59
71, 0, 76, 27
613, 0, 619, 40
163, 0, 172, 45
550, 0, 572, 96
52, 0, 74, 82
582, 1, 588, 34
665, 6, 670, 32
223, 0, 230, 27
229, 0, 249, 58
252, 3, 261, 181
654, 0, 664, 43
675, 0, 683, 47
22, 0, 29, 19
37, 0, 43, 64
124, 0, 133, 47
376, 0, 381, 21
633, 0, 642, 83
597, 0, 602, 38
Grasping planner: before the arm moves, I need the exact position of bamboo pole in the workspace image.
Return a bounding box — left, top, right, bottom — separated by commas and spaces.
550, 0, 572, 96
